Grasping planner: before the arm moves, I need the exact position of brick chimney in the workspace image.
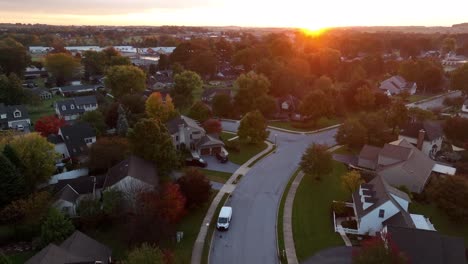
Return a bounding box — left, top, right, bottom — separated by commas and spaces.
417, 129, 425, 150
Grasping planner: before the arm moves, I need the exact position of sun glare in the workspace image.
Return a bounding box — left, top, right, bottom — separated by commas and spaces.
300, 27, 329, 37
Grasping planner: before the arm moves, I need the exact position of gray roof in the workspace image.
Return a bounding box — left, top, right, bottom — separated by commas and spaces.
54, 185, 80, 203
55, 99, 85, 116
59, 122, 96, 159
103, 155, 158, 188
53, 175, 106, 199
353, 175, 414, 228
464, 99, 468, 107
386, 226, 466, 264
379, 143, 413, 162
379, 75, 415, 94
60, 84, 97, 93
400, 121, 444, 141
26, 231, 112, 264
0, 103, 30, 122
166, 115, 205, 134
73, 95, 98, 106
197, 135, 224, 148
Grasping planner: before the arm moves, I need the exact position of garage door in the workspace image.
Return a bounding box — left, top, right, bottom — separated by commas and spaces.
211, 147, 222, 155
200, 148, 211, 155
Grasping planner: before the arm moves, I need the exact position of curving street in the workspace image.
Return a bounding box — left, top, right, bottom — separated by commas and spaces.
209, 121, 338, 264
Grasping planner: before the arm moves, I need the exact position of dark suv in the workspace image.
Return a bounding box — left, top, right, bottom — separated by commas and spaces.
185, 158, 208, 168
216, 152, 228, 163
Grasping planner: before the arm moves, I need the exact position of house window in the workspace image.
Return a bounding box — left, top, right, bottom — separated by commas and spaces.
62, 105, 66, 111
13, 110, 21, 118
379, 209, 385, 218
190, 134, 193, 140
85, 138, 92, 143
70, 104, 75, 110
176, 136, 179, 141
0, 114, 6, 119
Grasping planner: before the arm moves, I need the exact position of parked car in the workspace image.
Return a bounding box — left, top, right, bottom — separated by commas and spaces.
185, 157, 207, 168
217, 206, 232, 231
216, 152, 228, 163
16, 125, 24, 131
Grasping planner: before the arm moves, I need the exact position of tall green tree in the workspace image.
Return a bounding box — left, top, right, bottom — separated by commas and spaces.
188, 101, 212, 122
299, 89, 335, 120
0, 38, 30, 76
0, 153, 24, 209
80, 111, 106, 136
212, 93, 233, 118
341, 170, 364, 194
387, 100, 409, 134
171, 70, 203, 109
451, 63, 468, 95
237, 110, 269, 144
128, 119, 179, 174
116, 105, 129, 137
300, 144, 333, 180
40, 208, 75, 246
335, 118, 368, 149
105, 65, 146, 98
44, 53, 80, 86
234, 72, 271, 115
0, 74, 30, 105
145, 92, 177, 123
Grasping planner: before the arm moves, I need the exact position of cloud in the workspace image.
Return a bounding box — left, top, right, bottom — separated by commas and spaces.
0, 0, 220, 15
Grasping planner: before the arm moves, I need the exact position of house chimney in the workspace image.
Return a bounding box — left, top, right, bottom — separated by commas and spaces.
417, 129, 425, 150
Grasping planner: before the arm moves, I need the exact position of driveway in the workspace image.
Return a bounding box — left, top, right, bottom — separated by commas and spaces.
406, 91, 462, 110
203, 156, 240, 174
301, 246, 352, 264
209, 121, 338, 264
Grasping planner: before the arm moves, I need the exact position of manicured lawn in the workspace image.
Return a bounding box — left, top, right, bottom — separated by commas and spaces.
27, 95, 62, 124
228, 141, 268, 165
406, 94, 431, 103
410, 202, 468, 244
200, 169, 232, 184
10, 251, 37, 264
220, 131, 236, 141
292, 161, 348, 261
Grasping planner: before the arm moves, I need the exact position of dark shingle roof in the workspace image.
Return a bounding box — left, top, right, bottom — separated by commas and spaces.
400, 121, 444, 141
0, 104, 30, 122
25, 244, 87, 264
386, 226, 466, 264
54, 185, 80, 203
53, 175, 106, 196
60, 84, 97, 93
166, 115, 204, 134
55, 99, 85, 116
73, 95, 98, 106
47, 134, 64, 144
103, 155, 158, 188
380, 143, 413, 162
197, 135, 224, 148
59, 122, 95, 159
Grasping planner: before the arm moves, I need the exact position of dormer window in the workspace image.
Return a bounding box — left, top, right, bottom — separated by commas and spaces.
70, 104, 75, 110
62, 105, 66, 111
13, 110, 21, 118
379, 209, 385, 218
0, 114, 6, 119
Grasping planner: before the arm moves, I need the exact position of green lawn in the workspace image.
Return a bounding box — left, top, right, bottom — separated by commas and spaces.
9, 251, 37, 264
200, 169, 232, 184
228, 141, 268, 165
410, 202, 468, 244
406, 94, 431, 103
220, 131, 237, 141
292, 162, 348, 261
27, 95, 62, 124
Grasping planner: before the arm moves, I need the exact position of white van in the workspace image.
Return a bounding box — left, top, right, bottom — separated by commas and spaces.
217, 206, 232, 231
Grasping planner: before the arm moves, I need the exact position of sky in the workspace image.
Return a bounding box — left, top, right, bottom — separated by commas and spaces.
0, 0, 467, 29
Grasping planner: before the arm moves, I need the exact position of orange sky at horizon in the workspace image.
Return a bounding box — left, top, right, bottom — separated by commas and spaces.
0, 0, 467, 29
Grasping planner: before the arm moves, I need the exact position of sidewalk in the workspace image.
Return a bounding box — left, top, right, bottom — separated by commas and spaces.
282, 145, 342, 264
191, 141, 274, 264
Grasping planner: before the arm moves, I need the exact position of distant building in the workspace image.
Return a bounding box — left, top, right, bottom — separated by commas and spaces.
379, 75, 417, 96
58, 84, 99, 97
0, 104, 31, 130
54, 95, 98, 121
460, 99, 468, 118
399, 121, 444, 158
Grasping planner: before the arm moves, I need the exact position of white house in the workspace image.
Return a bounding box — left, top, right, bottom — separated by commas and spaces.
54, 95, 98, 121
399, 121, 444, 158
0, 104, 31, 130
48, 122, 96, 163
379, 75, 417, 96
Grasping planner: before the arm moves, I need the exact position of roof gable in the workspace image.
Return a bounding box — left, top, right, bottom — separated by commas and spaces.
104, 155, 158, 188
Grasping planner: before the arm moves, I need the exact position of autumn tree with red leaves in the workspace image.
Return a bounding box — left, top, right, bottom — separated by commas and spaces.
352, 234, 408, 264
157, 183, 186, 223
203, 118, 222, 134
177, 168, 212, 209
34, 115, 65, 137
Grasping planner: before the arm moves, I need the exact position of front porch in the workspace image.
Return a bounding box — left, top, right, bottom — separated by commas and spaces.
332, 201, 359, 235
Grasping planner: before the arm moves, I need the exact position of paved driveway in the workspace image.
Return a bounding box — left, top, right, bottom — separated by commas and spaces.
203, 156, 240, 173
406, 91, 462, 110
301, 246, 352, 264
209, 121, 338, 264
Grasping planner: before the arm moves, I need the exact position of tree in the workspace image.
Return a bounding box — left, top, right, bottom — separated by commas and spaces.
359, 112, 391, 146
126, 243, 164, 264
256, 95, 278, 118
3, 133, 58, 191
40, 208, 75, 246
80, 111, 106, 136
354, 85, 376, 111
0, 191, 50, 225
156, 183, 186, 223
335, 119, 368, 149
212, 93, 233, 118
128, 119, 179, 174
300, 144, 333, 180
105, 65, 146, 98
89, 137, 130, 172
2, 144, 22, 169
117, 105, 129, 136
203, 119, 222, 134
451, 63, 468, 95
188, 101, 212, 122
387, 100, 409, 134
234, 72, 271, 115
171, 71, 203, 109
237, 110, 269, 144
352, 235, 408, 264
426, 175, 468, 223
299, 90, 335, 120
44, 53, 80, 86
0, 74, 30, 105
442, 37, 457, 54
0, 153, 24, 209
408, 107, 435, 123
0, 38, 30, 76
443, 116, 468, 145
341, 170, 364, 194
177, 168, 212, 209
102, 189, 124, 217
145, 92, 177, 123
157, 54, 170, 70
34, 115, 66, 137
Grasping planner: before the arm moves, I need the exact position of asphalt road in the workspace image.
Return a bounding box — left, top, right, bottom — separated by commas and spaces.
406, 91, 462, 110
209, 121, 338, 264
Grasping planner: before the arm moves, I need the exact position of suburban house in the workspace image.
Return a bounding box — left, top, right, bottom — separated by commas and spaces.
460, 99, 468, 118
0, 103, 31, 130
334, 139, 456, 193
54, 95, 98, 121
58, 84, 99, 96
166, 115, 226, 156
335, 175, 435, 236
48, 122, 96, 163
26, 231, 112, 264
379, 75, 417, 96
24, 66, 48, 79
51, 175, 105, 216
381, 226, 466, 264
399, 121, 444, 158
201, 88, 233, 104
278, 95, 300, 113
30, 87, 53, 100
103, 155, 158, 204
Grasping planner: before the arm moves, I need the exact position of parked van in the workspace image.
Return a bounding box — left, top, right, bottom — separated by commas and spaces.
217, 206, 232, 230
